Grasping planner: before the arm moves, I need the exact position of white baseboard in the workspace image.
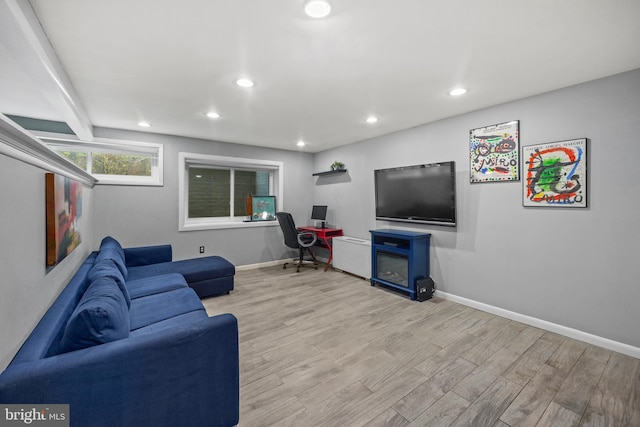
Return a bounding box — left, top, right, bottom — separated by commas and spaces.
236, 256, 329, 271
435, 290, 640, 359
235, 260, 284, 271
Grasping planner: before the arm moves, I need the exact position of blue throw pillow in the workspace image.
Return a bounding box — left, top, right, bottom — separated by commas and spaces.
59, 276, 130, 354
97, 237, 128, 279
100, 236, 125, 260
87, 259, 131, 308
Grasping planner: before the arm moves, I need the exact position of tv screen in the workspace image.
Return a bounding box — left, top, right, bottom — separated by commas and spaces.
374, 161, 456, 226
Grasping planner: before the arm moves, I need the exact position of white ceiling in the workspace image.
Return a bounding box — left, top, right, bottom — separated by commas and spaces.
1, 0, 639, 153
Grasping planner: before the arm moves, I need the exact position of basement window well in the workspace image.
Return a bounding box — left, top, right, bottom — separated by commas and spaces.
38, 133, 163, 186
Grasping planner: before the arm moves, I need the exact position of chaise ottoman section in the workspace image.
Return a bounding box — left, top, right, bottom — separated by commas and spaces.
127, 256, 235, 298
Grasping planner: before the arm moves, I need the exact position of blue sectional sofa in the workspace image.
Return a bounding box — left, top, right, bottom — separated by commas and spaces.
0, 237, 239, 427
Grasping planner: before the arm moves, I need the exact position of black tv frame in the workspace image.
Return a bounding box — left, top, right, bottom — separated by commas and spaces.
374, 161, 456, 227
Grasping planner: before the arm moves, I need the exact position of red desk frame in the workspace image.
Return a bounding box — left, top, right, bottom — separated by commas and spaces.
298, 226, 343, 271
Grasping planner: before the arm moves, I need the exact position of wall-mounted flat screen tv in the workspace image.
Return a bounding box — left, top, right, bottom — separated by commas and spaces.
374, 161, 456, 226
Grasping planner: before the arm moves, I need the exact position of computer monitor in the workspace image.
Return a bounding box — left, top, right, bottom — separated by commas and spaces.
311, 205, 327, 228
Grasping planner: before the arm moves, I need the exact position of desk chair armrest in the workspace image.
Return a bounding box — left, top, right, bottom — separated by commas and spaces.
297, 231, 317, 248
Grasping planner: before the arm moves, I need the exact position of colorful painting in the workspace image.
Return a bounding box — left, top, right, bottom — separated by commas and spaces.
46, 173, 83, 266
250, 196, 276, 221
523, 138, 587, 208
470, 120, 520, 183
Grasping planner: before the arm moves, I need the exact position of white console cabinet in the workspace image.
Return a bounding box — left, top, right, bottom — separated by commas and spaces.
332, 236, 371, 279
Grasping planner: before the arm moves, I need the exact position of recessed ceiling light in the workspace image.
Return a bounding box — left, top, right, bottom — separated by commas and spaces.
137, 121, 151, 127
449, 88, 467, 96
304, 0, 332, 18
236, 78, 255, 88
366, 116, 379, 124
206, 111, 220, 119
297, 140, 306, 147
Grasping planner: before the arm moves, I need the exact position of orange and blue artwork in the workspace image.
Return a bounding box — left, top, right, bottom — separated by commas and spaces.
523, 138, 587, 208
46, 173, 83, 267
470, 120, 520, 183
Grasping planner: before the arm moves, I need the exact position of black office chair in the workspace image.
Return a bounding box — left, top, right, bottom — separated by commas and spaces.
276, 212, 318, 272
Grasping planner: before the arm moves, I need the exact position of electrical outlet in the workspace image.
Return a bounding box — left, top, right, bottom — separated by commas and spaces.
199, 246, 205, 254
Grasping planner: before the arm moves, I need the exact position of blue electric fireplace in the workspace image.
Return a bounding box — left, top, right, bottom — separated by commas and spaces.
370, 229, 430, 300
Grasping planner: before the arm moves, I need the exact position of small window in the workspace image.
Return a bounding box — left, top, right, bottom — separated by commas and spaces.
188, 167, 271, 218
92, 153, 152, 176
38, 133, 163, 186
179, 152, 283, 230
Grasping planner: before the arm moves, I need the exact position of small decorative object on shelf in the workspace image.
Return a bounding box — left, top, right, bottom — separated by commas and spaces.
250, 195, 276, 221
330, 161, 345, 171
245, 193, 252, 217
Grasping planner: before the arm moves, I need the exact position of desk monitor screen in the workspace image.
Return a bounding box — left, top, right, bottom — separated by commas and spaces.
311, 205, 327, 228
311, 205, 327, 220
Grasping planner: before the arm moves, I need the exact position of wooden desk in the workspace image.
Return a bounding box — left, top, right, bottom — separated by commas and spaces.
298, 226, 343, 271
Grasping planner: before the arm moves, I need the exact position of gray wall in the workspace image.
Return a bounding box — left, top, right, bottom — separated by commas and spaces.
0, 153, 94, 370
2, 69, 638, 369
90, 129, 315, 265
313, 69, 640, 348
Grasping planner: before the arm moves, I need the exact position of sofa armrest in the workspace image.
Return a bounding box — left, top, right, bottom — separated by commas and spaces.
124, 244, 172, 267
0, 314, 239, 427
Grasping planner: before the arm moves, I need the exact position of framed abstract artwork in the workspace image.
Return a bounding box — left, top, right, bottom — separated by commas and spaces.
46, 173, 83, 266
250, 196, 276, 221
470, 120, 520, 183
523, 138, 588, 208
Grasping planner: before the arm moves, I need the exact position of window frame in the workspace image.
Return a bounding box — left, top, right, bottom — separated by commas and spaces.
179, 152, 283, 231
36, 132, 163, 186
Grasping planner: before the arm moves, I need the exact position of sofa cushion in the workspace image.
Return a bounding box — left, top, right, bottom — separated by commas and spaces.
129, 287, 204, 331
98, 236, 127, 279
59, 276, 130, 354
126, 273, 188, 299
123, 244, 172, 267
87, 259, 131, 308
129, 310, 208, 338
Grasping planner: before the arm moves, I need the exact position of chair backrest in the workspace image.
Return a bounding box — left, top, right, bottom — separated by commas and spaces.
276, 212, 300, 249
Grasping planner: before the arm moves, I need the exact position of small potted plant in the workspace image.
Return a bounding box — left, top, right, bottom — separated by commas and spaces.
330, 161, 345, 171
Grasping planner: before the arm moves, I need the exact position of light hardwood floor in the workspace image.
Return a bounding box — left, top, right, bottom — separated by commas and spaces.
202, 264, 640, 427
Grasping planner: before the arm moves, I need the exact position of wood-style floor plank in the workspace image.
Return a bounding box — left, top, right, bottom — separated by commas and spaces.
580, 353, 640, 426
552, 354, 607, 416
536, 401, 581, 427
500, 364, 565, 427
363, 408, 410, 427
392, 356, 476, 421
202, 265, 639, 426
448, 377, 522, 427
